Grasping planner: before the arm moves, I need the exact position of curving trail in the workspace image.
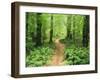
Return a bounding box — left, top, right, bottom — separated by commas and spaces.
49, 39, 65, 66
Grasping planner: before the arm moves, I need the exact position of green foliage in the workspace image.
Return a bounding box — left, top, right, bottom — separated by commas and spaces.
64, 47, 89, 65
53, 14, 67, 39
26, 12, 89, 67
26, 12, 37, 33
26, 46, 53, 67
26, 13, 86, 42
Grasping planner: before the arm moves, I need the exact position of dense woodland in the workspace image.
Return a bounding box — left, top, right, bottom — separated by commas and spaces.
26, 12, 89, 67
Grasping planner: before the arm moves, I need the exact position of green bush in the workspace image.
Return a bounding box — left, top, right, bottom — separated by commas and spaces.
26, 46, 53, 67
64, 47, 89, 65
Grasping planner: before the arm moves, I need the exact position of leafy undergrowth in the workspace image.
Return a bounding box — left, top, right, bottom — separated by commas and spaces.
64, 47, 89, 65
26, 46, 53, 67
26, 44, 89, 67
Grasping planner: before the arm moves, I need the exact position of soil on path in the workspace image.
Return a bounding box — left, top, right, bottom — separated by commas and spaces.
49, 39, 65, 66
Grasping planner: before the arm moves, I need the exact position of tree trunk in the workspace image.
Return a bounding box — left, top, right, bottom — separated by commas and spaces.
82, 15, 89, 47
26, 13, 29, 52
49, 14, 53, 43
73, 15, 76, 42
35, 13, 42, 46
66, 15, 73, 40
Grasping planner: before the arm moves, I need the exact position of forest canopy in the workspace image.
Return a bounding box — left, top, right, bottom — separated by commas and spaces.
26, 12, 89, 67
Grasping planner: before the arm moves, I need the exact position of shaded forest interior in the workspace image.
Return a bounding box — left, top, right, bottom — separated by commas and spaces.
26, 12, 90, 67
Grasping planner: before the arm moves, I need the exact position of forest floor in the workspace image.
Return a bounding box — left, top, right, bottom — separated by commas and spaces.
26, 39, 89, 67
48, 39, 65, 66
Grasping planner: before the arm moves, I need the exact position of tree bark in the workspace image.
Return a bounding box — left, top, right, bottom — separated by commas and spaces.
49, 14, 53, 43
66, 15, 73, 40
35, 13, 42, 46
82, 15, 89, 47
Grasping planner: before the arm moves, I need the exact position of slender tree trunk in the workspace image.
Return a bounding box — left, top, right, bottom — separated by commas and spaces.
26, 13, 29, 52
26, 13, 28, 35
49, 14, 53, 43
32, 14, 37, 45
73, 15, 76, 42
71, 15, 74, 41
66, 15, 72, 40
35, 13, 42, 46
82, 15, 89, 47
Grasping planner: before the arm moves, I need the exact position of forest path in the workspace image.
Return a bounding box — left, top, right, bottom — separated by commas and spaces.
49, 39, 65, 66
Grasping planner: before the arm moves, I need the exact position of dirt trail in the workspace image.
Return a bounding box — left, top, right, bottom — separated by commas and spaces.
49, 39, 65, 66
